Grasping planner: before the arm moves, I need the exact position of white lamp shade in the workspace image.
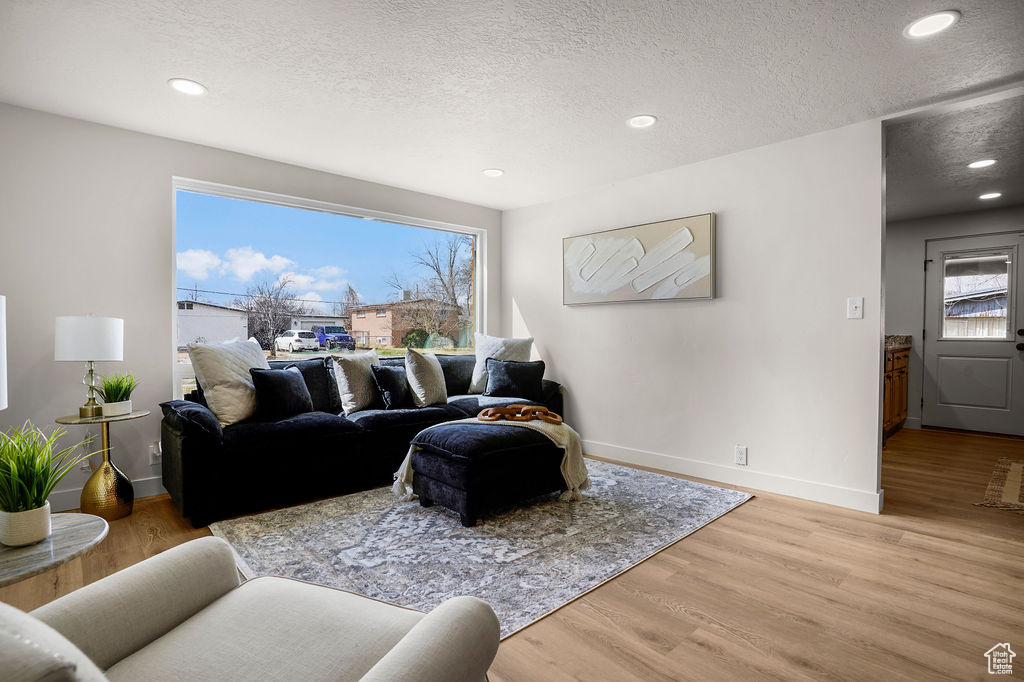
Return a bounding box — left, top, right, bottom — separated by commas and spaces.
0, 296, 7, 411
54, 316, 124, 362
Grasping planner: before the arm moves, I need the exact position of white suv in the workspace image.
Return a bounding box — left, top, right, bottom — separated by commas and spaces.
275, 330, 320, 352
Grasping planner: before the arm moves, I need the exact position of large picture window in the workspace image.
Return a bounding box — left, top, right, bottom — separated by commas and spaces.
173, 181, 482, 397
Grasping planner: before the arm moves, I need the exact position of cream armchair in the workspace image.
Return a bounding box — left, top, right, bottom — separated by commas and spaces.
0, 537, 500, 681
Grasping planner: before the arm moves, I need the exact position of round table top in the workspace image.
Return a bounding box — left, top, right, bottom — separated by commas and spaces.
0, 513, 109, 587
56, 410, 151, 426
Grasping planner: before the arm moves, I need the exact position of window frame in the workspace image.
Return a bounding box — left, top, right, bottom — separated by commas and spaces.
171, 177, 487, 398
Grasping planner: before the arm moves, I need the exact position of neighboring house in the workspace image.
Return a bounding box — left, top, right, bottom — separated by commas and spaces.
289, 313, 352, 332
348, 299, 462, 348
176, 301, 248, 349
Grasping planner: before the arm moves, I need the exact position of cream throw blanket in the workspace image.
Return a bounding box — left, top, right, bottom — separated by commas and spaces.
393, 417, 590, 502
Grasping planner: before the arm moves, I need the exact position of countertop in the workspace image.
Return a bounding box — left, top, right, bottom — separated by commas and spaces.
884, 334, 912, 350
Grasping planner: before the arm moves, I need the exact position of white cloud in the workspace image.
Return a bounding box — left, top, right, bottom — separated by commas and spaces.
299, 291, 328, 313
311, 265, 344, 278
221, 247, 294, 281
176, 249, 222, 280
277, 271, 348, 292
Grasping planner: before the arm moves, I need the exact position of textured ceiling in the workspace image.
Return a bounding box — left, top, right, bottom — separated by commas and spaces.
1, 1, 1023, 210
886, 93, 1024, 222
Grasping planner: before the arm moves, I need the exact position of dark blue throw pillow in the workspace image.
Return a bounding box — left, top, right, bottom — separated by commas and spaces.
284, 358, 343, 414
250, 367, 314, 422
371, 364, 412, 410
483, 358, 545, 401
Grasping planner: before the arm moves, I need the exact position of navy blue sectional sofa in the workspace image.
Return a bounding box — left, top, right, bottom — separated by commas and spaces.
159, 354, 563, 527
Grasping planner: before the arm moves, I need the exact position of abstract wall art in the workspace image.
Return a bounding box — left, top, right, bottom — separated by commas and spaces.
563, 213, 715, 305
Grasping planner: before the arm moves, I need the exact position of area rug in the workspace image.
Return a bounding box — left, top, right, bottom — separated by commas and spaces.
975, 458, 1024, 512
210, 459, 752, 638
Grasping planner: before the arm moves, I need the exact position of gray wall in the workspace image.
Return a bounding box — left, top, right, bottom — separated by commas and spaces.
503, 121, 886, 512
885, 204, 1024, 427
0, 103, 501, 510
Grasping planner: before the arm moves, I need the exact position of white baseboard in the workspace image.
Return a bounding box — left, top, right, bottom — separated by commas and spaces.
583, 439, 883, 514
49, 476, 167, 512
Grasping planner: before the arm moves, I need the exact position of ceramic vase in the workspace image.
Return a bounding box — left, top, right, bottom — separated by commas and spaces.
0, 500, 51, 547
101, 400, 132, 417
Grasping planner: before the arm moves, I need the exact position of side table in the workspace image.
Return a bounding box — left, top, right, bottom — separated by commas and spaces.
0, 513, 108, 587
56, 410, 150, 521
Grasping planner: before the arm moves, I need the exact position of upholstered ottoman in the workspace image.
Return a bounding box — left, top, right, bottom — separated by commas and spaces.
410, 423, 567, 527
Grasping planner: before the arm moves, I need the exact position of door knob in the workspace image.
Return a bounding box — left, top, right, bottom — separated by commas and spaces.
1018, 343, 1024, 351
1018, 328, 1024, 336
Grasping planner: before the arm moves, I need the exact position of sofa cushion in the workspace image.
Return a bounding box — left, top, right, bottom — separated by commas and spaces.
469, 333, 533, 394
187, 339, 269, 426
269, 357, 343, 414
370, 365, 412, 410
331, 350, 380, 415
405, 349, 447, 408
250, 367, 314, 422
483, 358, 545, 401
346, 405, 465, 432
223, 411, 361, 450
446, 394, 542, 417
0, 601, 107, 682
103, 577, 423, 682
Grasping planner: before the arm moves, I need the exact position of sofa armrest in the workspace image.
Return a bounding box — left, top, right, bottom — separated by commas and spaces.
359, 595, 499, 682
541, 379, 563, 415
160, 400, 223, 442
32, 537, 240, 671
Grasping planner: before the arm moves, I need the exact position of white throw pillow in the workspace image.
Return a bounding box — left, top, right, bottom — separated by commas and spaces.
469, 333, 534, 394
405, 349, 447, 407
187, 339, 269, 426
331, 350, 380, 415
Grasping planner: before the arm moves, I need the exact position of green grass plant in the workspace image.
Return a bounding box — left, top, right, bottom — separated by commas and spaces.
96, 373, 138, 403
0, 424, 94, 512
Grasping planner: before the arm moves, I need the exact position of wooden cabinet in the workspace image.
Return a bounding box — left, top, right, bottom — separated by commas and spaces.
883, 346, 910, 436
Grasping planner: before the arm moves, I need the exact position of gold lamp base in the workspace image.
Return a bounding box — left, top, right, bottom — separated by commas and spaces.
79, 402, 102, 418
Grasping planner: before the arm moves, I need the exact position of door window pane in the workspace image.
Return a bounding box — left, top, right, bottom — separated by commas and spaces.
941, 251, 1011, 339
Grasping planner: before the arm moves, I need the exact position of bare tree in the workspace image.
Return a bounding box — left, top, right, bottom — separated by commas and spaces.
330, 284, 362, 317
233, 277, 309, 356
380, 235, 475, 346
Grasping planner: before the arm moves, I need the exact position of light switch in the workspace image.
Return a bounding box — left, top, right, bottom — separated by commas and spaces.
847, 296, 864, 319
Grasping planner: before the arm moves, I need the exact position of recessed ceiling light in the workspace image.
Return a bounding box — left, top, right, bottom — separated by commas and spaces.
482, 168, 504, 178
627, 114, 657, 129
168, 78, 207, 96
968, 159, 996, 169
979, 192, 1002, 200
903, 10, 960, 38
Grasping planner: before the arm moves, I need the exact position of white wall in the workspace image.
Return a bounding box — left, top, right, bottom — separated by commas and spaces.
0, 103, 501, 510
502, 121, 885, 512
885, 205, 1024, 428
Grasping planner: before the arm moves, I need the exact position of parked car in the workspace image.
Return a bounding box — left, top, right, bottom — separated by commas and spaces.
274, 330, 320, 352
312, 325, 356, 351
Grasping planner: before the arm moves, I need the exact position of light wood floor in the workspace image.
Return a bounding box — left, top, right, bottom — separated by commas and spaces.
3, 428, 1021, 680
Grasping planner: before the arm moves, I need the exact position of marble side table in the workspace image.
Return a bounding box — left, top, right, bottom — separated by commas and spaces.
0, 512, 108, 587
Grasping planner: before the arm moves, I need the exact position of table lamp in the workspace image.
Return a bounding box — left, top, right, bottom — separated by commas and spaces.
0, 295, 7, 411
54, 315, 124, 417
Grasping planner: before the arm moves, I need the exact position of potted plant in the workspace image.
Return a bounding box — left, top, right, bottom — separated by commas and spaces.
0, 423, 93, 546
97, 373, 138, 417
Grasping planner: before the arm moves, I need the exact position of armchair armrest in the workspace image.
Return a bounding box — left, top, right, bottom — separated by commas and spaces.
160, 400, 223, 442
360, 596, 499, 682
32, 537, 240, 670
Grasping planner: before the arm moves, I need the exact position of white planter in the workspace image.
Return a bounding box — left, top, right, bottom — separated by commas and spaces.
101, 400, 132, 417
0, 501, 51, 547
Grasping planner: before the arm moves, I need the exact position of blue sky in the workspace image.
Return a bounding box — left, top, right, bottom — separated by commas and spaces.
175, 191, 467, 312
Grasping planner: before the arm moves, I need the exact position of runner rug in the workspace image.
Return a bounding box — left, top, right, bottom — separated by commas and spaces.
975, 458, 1024, 512
210, 459, 752, 638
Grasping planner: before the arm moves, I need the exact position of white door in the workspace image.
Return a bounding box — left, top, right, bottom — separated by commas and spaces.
922, 233, 1024, 435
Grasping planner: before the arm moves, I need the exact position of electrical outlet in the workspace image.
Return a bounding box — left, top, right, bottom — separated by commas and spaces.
149, 440, 162, 466
734, 445, 748, 466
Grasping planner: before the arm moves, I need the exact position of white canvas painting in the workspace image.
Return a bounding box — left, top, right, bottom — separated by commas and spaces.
563, 214, 715, 304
